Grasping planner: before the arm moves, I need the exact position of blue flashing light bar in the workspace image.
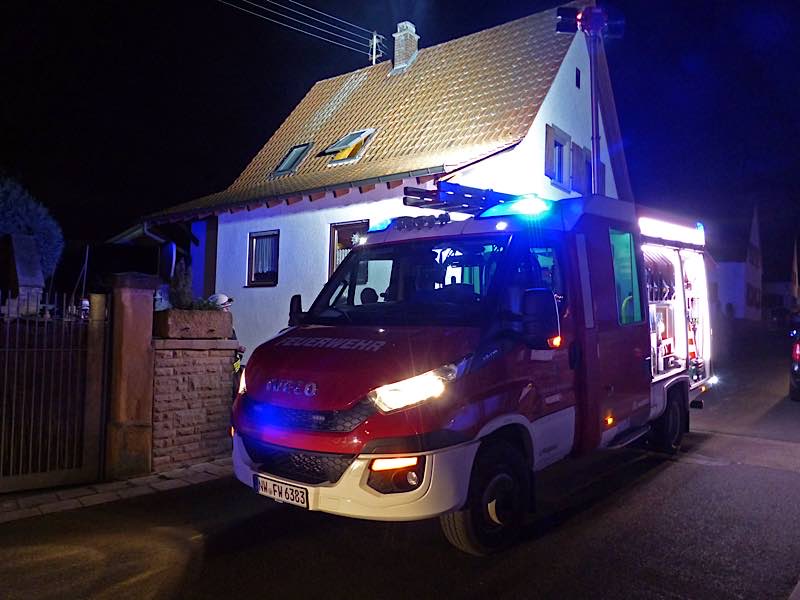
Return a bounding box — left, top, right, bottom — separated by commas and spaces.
477, 195, 551, 219
368, 218, 393, 232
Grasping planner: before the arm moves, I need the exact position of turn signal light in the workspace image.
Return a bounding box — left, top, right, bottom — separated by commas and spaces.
547, 335, 562, 348
371, 457, 418, 472
229, 426, 235, 438
604, 415, 614, 427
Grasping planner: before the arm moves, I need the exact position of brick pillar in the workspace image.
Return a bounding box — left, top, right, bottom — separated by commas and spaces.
106, 272, 160, 479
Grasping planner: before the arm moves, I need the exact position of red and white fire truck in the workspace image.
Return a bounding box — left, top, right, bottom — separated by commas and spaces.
231, 184, 714, 555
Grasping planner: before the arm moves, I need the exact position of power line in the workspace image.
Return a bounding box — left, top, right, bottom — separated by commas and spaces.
236, 0, 372, 49
259, 0, 376, 43
215, 0, 373, 57
285, 0, 373, 35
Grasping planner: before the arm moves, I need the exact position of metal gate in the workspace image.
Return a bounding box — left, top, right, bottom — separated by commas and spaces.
0, 292, 109, 493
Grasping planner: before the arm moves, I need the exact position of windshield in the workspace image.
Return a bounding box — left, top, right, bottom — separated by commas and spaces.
307, 235, 510, 326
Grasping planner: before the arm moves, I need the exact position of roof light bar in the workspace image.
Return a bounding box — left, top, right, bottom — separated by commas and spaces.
478, 195, 550, 219
639, 217, 705, 246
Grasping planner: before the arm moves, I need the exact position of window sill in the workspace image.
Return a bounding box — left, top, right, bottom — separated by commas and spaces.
244, 283, 278, 288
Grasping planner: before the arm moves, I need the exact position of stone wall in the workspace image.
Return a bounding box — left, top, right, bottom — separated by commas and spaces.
151, 339, 238, 472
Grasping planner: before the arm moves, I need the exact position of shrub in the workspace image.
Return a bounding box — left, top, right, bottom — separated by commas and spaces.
168, 259, 219, 310
0, 177, 64, 277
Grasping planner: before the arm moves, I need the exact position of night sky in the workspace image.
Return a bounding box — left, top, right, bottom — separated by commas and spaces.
1, 1, 798, 278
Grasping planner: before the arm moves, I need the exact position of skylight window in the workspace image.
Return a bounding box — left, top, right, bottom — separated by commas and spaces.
273, 143, 312, 177
322, 129, 375, 164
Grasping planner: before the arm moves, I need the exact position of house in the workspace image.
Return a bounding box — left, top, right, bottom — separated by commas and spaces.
763, 237, 798, 317
146, 3, 634, 357
708, 206, 763, 321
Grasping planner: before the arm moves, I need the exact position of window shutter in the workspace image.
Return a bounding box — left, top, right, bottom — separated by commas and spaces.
544, 125, 555, 179
570, 143, 585, 193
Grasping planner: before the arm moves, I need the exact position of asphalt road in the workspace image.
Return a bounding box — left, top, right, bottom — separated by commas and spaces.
1, 325, 799, 600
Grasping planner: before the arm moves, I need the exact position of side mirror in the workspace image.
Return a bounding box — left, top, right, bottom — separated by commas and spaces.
523, 288, 561, 349
289, 294, 304, 326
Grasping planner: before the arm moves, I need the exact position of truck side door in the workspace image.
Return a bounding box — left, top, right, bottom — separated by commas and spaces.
577, 218, 651, 447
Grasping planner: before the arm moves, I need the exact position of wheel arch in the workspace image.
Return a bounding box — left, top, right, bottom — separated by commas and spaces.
476, 416, 534, 470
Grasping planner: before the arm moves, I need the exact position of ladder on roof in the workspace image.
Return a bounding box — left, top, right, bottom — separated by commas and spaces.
403, 181, 521, 215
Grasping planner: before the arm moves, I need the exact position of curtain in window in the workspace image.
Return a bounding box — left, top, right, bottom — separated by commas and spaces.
252, 234, 278, 284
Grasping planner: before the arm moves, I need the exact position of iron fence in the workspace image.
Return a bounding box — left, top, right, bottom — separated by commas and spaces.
0, 291, 109, 493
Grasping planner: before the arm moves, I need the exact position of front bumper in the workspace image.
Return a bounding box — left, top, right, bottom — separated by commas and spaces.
233, 434, 478, 522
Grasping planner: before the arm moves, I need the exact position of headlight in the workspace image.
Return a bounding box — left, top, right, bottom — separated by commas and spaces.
238, 367, 247, 395
367, 359, 466, 413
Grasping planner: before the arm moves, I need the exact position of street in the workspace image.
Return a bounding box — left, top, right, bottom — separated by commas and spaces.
1, 326, 799, 600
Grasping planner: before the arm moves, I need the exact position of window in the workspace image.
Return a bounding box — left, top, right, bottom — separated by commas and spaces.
273, 143, 311, 177
330, 220, 369, 276
544, 124, 571, 189
248, 230, 279, 286
575, 67, 581, 88
511, 244, 568, 315
609, 229, 643, 324
307, 236, 509, 326
321, 129, 375, 164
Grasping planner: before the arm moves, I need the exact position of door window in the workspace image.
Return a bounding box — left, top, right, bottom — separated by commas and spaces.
511, 244, 567, 315
609, 229, 643, 324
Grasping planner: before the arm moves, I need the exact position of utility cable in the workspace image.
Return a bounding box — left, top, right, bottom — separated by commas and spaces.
258, 0, 375, 43
215, 0, 370, 56
285, 0, 373, 34
235, 0, 371, 48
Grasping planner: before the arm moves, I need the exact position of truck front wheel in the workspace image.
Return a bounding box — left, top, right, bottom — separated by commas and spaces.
439, 440, 530, 556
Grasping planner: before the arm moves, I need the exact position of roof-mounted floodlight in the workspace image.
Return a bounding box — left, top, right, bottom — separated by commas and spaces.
638, 216, 705, 246
478, 195, 551, 219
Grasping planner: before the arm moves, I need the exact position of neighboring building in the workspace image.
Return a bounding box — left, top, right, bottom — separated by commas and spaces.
709, 207, 763, 321
763, 237, 798, 315
145, 4, 635, 357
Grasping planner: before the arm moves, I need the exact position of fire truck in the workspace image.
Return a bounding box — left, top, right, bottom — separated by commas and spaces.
231, 184, 714, 555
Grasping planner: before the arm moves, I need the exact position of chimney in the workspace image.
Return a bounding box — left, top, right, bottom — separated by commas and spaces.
393, 21, 419, 71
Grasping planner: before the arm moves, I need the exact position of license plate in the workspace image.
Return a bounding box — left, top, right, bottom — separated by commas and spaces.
254, 475, 309, 509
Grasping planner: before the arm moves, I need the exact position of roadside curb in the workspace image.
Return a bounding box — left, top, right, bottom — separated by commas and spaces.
0, 456, 233, 525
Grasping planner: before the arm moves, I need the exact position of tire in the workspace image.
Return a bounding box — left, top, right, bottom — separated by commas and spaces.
650, 393, 686, 454
791, 384, 800, 402
440, 440, 530, 556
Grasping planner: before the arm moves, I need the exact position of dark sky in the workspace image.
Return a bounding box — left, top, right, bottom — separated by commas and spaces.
1, 1, 798, 277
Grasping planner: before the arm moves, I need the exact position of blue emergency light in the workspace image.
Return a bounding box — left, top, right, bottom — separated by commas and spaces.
477, 195, 551, 219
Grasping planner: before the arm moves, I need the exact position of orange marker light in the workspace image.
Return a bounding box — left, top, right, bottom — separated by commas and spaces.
371, 457, 418, 472
604, 415, 614, 427
547, 335, 562, 348
229, 426, 235, 438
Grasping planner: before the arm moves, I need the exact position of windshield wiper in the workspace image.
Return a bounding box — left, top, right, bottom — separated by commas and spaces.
319, 305, 353, 323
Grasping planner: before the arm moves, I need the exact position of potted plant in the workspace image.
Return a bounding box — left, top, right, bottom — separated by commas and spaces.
153, 259, 233, 339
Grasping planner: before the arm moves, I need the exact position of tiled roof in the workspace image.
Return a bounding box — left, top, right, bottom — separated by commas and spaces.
153, 5, 577, 221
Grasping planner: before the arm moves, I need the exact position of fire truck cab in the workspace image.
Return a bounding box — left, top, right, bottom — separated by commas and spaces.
231, 184, 714, 555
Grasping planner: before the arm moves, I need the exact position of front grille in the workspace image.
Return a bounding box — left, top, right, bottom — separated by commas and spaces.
243, 395, 374, 432
242, 437, 356, 484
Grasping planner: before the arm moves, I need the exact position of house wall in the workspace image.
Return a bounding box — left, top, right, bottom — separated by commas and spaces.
451, 34, 618, 200
714, 262, 746, 319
